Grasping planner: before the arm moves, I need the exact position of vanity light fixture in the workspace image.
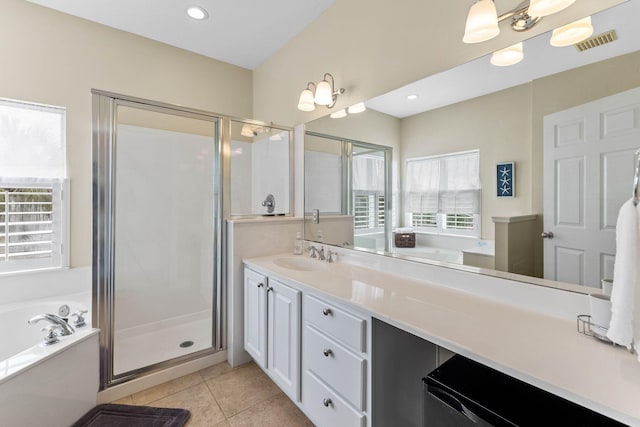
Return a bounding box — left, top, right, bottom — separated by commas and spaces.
490, 42, 524, 66
297, 73, 345, 112
186, 6, 209, 20
550, 16, 594, 47
463, 0, 577, 44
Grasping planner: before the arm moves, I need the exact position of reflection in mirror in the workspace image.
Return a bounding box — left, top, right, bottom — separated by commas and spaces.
229, 120, 292, 216
304, 132, 392, 252
303, 0, 640, 293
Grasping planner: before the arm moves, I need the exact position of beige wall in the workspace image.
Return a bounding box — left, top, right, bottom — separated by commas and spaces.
401, 83, 532, 240
253, 0, 622, 127
3, 0, 253, 268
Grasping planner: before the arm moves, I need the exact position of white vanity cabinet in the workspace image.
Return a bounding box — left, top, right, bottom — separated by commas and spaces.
302, 294, 368, 427
243, 264, 371, 426
243, 267, 301, 401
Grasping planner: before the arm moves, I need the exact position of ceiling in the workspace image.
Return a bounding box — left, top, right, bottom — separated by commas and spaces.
367, 0, 640, 118
25, 0, 336, 70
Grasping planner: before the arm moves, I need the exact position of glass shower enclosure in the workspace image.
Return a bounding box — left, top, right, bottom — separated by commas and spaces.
92, 91, 223, 388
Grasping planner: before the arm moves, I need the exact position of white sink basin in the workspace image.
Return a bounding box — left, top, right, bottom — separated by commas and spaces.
273, 257, 327, 272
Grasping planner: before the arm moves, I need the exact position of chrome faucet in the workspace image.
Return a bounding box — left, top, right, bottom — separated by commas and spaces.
326, 250, 336, 263
309, 245, 320, 258
318, 247, 326, 261
28, 313, 75, 336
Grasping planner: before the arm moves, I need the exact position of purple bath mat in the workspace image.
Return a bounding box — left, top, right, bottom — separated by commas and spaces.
72, 403, 190, 427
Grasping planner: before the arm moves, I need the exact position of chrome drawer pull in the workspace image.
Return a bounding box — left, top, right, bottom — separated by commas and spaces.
323, 348, 333, 357
323, 398, 333, 407
322, 308, 332, 316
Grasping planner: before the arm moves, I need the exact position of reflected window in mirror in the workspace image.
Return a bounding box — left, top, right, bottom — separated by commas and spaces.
405, 150, 480, 238
353, 151, 386, 234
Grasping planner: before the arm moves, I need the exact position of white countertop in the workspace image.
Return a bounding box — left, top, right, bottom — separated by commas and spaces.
244, 253, 640, 426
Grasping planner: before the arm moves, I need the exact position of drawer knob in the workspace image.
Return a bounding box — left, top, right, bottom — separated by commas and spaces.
323, 348, 333, 357
257, 283, 264, 288
322, 308, 332, 316
267, 287, 274, 293
323, 398, 333, 408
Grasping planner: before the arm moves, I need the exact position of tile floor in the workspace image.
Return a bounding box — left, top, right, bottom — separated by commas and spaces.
111, 361, 314, 426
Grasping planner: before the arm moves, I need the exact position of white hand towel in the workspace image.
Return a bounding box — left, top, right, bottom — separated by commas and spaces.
606, 199, 640, 356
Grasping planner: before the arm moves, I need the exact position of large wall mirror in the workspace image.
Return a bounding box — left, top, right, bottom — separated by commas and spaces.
303, 0, 640, 293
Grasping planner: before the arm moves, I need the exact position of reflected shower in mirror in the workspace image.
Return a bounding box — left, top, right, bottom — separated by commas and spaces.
304, 131, 392, 252
303, 0, 640, 292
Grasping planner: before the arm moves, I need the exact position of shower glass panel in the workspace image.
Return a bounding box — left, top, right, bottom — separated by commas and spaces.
112, 104, 217, 376
229, 120, 292, 216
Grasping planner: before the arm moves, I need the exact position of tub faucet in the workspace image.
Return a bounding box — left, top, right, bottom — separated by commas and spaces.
28, 313, 75, 336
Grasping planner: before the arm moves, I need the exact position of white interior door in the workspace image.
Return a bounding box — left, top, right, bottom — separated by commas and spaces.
543, 86, 640, 288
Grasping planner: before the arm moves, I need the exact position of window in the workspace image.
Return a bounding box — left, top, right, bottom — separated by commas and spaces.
405, 150, 480, 237
352, 153, 385, 234
354, 193, 385, 230
0, 98, 68, 274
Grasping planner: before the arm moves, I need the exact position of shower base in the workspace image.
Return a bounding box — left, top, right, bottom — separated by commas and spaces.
114, 309, 213, 375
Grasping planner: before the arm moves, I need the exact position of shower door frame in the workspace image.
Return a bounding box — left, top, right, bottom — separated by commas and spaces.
92, 90, 225, 389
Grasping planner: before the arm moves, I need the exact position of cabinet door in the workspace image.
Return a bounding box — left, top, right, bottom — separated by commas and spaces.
244, 268, 267, 368
268, 278, 301, 401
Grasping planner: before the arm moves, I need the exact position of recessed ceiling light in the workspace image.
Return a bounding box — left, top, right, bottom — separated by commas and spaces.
187, 6, 209, 20
407, 94, 419, 100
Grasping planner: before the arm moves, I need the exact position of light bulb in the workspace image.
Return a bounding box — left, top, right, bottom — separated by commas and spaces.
348, 102, 366, 114
330, 109, 347, 119
550, 16, 593, 47
463, 0, 500, 44
314, 79, 333, 105
297, 89, 315, 112
528, 0, 576, 18
490, 42, 524, 66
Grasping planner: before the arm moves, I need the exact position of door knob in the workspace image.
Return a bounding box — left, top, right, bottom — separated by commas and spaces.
541, 231, 554, 239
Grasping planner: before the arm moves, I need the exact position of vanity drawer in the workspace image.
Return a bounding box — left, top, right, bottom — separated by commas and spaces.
304, 324, 366, 410
304, 294, 365, 352
302, 371, 365, 427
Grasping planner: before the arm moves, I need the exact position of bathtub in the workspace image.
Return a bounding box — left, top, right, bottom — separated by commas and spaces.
0, 292, 99, 427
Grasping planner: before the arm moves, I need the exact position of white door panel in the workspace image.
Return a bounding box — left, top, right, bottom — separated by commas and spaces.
544, 87, 640, 288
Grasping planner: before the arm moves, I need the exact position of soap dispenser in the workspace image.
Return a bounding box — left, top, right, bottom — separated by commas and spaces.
293, 232, 303, 255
